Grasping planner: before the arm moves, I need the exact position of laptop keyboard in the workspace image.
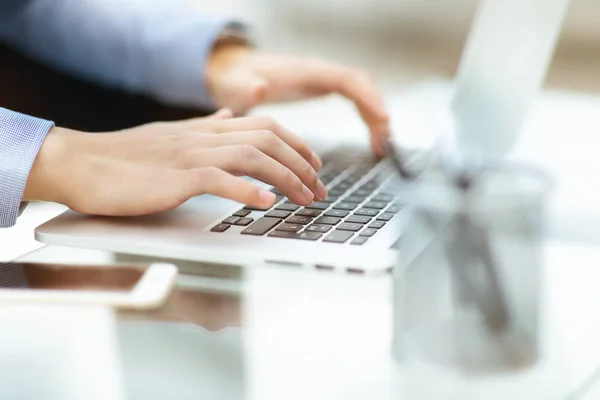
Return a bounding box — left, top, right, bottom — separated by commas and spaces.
209, 147, 404, 245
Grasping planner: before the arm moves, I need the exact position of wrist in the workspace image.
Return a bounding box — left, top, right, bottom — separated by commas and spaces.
205, 39, 254, 100
23, 127, 87, 205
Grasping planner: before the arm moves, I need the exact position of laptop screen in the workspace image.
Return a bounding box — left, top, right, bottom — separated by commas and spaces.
451, 0, 569, 162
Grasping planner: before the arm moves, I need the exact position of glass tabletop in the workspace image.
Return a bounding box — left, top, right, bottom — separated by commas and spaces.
14, 244, 600, 400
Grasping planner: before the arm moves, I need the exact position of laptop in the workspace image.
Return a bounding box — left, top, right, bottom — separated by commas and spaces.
34, 0, 569, 274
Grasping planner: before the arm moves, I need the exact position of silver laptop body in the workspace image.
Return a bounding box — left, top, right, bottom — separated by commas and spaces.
35, 0, 568, 273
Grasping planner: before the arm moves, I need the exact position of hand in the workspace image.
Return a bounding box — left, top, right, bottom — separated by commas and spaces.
23, 111, 326, 217
206, 46, 390, 155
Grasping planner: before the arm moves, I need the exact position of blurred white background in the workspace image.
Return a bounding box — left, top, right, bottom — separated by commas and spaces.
189, 0, 600, 93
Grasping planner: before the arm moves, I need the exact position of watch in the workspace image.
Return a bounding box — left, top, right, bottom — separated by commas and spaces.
214, 23, 254, 49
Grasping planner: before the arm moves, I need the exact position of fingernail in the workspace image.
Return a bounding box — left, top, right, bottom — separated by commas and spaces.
316, 180, 327, 200
210, 108, 233, 119
302, 185, 314, 203
311, 151, 323, 171
259, 189, 276, 205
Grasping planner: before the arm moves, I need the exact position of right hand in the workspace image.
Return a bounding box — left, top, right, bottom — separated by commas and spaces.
23, 110, 326, 217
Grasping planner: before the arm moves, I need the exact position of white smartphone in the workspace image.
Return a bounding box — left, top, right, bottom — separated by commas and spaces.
0, 262, 177, 309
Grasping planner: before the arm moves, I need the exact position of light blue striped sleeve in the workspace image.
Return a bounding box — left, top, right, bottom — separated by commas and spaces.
0, 0, 241, 109
0, 107, 54, 228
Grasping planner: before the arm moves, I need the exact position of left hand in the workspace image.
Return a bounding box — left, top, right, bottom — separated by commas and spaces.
206, 46, 390, 155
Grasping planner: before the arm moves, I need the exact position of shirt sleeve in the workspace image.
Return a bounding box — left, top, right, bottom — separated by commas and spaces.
0, 107, 53, 228
0, 0, 243, 109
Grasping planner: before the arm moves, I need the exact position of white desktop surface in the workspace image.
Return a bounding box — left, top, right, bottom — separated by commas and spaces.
4, 83, 600, 398
11, 239, 600, 400
0, 303, 125, 400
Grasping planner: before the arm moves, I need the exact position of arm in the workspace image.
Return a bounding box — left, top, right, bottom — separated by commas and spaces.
0, 107, 53, 227
0, 0, 237, 108
0, 0, 390, 153
2, 109, 326, 229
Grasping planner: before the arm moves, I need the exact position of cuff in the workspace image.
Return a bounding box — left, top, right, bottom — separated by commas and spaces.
0, 107, 53, 228
18, 202, 29, 217
142, 18, 249, 109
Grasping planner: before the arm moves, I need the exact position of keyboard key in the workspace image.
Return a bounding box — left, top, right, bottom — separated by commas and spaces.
321, 196, 339, 204
360, 228, 377, 237
324, 209, 349, 218
372, 194, 395, 202
337, 223, 363, 232
244, 204, 271, 211
210, 223, 230, 233
320, 175, 336, 184
268, 231, 323, 241
305, 202, 330, 210
323, 230, 354, 244
265, 210, 292, 219
386, 205, 403, 214
235, 217, 254, 226
355, 208, 379, 217
276, 203, 300, 212
329, 188, 346, 196
306, 224, 332, 233
296, 208, 322, 217
241, 217, 281, 236
377, 213, 394, 221
368, 221, 386, 229
276, 223, 303, 233
333, 202, 357, 211
315, 216, 342, 225
222, 216, 240, 225
352, 189, 372, 197
233, 209, 251, 217
346, 215, 371, 224
268, 230, 296, 239
349, 170, 368, 177
361, 182, 380, 190
270, 188, 283, 195
296, 231, 324, 240
335, 182, 352, 190
344, 195, 366, 204
363, 201, 387, 210
286, 216, 313, 225
351, 236, 369, 246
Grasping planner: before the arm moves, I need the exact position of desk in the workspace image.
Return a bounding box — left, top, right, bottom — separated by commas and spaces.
4, 83, 600, 398
8, 241, 600, 400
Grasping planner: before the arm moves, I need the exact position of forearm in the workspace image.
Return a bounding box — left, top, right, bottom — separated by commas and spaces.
0, 0, 238, 108
0, 107, 53, 228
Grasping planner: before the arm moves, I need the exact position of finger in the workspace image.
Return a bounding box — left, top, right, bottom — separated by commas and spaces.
337, 71, 389, 156
204, 130, 326, 200
214, 69, 269, 115
182, 167, 277, 209
192, 145, 316, 205
294, 60, 390, 156
207, 108, 234, 120
185, 115, 323, 171
176, 108, 233, 128
227, 72, 269, 114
